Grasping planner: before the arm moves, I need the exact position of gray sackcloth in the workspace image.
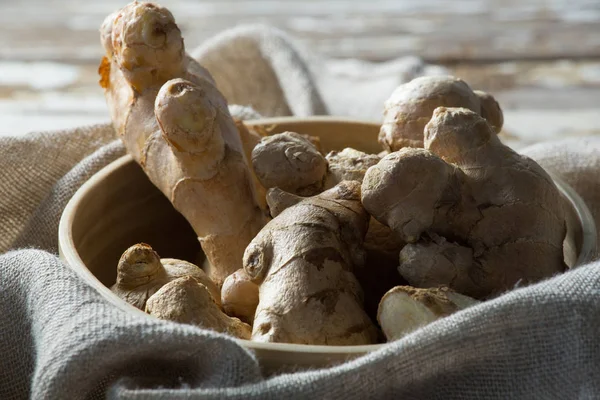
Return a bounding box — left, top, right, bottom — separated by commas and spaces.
1, 26, 600, 400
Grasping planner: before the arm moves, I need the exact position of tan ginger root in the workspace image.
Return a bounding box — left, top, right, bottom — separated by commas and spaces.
111, 243, 220, 310
243, 181, 379, 345
377, 286, 479, 341
323, 148, 381, 190
251, 132, 328, 196
100, 2, 266, 285
221, 269, 259, 324
363, 107, 566, 298
378, 75, 503, 151
362, 147, 478, 243
146, 276, 251, 339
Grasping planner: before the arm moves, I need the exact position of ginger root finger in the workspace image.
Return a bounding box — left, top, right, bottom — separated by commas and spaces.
424, 107, 567, 279
323, 148, 380, 190
151, 78, 267, 285
221, 269, 259, 324
377, 286, 479, 341
474, 90, 503, 132
378, 75, 503, 151
100, 2, 265, 286
361, 148, 478, 243
244, 181, 379, 345
251, 132, 327, 196
111, 243, 220, 310
100, 2, 218, 161
146, 276, 251, 339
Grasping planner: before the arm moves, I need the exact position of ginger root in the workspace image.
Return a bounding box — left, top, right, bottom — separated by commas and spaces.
378, 75, 503, 151
146, 276, 251, 339
251, 132, 327, 196
111, 243, 220, 310
243, 181, 379, 345
100, 2, 266, 285
323, 148, 380, 190
377, 286, 479, 341
221, 269, 259, 325
363, 107, 566, 298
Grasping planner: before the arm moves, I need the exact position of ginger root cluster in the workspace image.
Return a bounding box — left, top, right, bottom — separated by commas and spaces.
102, 2, 568, 345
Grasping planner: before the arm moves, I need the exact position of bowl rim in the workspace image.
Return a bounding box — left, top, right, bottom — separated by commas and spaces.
59, 116, 597, 356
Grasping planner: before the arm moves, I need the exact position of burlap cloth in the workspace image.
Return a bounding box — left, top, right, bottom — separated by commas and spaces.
1, 26, 600, 399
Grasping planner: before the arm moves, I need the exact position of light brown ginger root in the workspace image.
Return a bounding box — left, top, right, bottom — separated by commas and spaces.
378, 75, 503, 151
363, 107, 566, 298
323, 148, 381, 190
251, 132, 328, 196
100, 2, 266, 286
221, 269, 259, 324
146, 276, 251, 339
377, 286, 479, 341
111, 243, 220, 310
243, 181, 379, 345
362, 147, 479, 244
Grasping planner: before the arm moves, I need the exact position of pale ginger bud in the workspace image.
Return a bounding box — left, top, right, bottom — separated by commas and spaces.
221, 269, 259, 324
377, 286, 479, 341
146, 276, 251, 339
111, 243, 220, 310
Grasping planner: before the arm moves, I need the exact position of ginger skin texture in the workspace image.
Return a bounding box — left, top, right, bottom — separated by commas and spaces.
378, 76, 503, 151
251, 132, 328, 196
111, 243, 220, 310
377, 286, 479, 341
221, 269, 259, 325
100, 2, 265, 285
323, 148, 381, 190
363, 107, 566, 299
243, 181, 379, 345
146, 276, 252, 339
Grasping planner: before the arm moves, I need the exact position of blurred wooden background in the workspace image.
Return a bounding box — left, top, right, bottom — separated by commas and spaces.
0, 0, 599, 146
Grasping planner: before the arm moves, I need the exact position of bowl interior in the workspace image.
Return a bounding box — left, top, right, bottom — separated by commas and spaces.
59, 117, 596, 374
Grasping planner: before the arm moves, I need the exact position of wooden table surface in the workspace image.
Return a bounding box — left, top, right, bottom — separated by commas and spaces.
1, 0, 599, 147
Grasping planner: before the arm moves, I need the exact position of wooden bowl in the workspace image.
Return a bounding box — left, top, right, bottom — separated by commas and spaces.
59, 117, 597, 375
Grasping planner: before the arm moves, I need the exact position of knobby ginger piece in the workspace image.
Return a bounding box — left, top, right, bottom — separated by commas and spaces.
99, 2, 266, 286
362, 147, 478, 244
323, 148, 380, 190
221, 269, 259, 324
146, 276, 251, 339
377, 286, 479, 341
251, 132, 328, 196
243, 181, 379, 345
379, 75, 503, 151
363, 107, 566, 298
111, 243, 220, 310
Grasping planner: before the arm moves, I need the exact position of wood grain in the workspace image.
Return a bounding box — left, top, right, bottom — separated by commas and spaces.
1, 0, 599, 62
0, 0, 598, 146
